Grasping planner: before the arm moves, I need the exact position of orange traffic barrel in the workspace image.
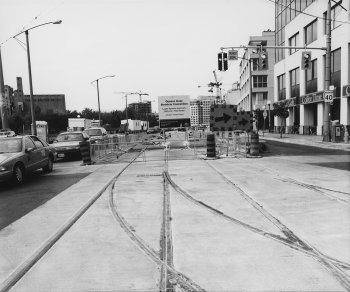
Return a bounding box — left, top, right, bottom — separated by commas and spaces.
206, 134, 216, 157
250, 132, 259, 156
79, 141, 92, 165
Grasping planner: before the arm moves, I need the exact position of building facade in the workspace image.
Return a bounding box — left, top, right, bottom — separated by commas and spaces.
238, 30, 276, 113
129, 101, 152, 119
4, 85, 13, 116
274, 0, 350, 134
11, 77, 66, 115
225, 82, 241, 105
190, 96, 216, 127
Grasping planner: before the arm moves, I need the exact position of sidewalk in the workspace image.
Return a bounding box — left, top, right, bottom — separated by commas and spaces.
258, 131, 350, 151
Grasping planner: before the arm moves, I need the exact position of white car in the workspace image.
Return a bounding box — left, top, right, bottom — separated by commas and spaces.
0, 130, 16, 137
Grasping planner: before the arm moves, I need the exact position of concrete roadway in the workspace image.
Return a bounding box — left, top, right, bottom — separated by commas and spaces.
0, 136, 349, 292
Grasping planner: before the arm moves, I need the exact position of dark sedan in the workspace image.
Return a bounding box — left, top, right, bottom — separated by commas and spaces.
53, 131, 90, 159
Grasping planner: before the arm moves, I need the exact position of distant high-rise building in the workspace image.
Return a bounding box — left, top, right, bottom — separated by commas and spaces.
190, 96, 215, 127
129, 101, 152, 119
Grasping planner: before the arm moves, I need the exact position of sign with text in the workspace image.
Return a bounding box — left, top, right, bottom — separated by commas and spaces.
158, 95, 191, 128
323, 90, 334, 103
342, 85, 350, 97
300, 91, 325, 104
228, 50, 238, 60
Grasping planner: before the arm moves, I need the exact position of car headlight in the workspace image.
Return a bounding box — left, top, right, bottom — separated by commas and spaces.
0, 165, 8, 172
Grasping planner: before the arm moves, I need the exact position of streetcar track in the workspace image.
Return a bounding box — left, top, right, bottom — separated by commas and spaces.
232, 160, 350, 205
0, 147, 148, 292
165, 169, 350, 288
108, 153, 206, 292
166, 167, 350, 275
202, 161, 350, 289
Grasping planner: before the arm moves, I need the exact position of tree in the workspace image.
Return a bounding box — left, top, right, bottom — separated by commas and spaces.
8, 113, 25, 134
271, 102, 289, 138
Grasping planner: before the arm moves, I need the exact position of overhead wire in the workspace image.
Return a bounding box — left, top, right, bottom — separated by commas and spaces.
0, 0, 67, 47
266, 0, 350, 25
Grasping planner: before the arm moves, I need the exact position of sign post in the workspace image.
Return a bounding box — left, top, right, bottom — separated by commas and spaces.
263, 110, 267, 136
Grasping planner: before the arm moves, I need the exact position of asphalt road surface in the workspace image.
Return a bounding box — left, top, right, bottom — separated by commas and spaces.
0, 157, 91, 230
262, 139, 350, 171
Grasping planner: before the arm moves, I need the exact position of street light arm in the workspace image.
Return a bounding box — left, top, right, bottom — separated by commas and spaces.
13, 21, 62, 38
91, 75, 115, 84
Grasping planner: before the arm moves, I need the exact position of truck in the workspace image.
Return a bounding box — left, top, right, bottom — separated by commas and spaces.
68, 118, 92, 131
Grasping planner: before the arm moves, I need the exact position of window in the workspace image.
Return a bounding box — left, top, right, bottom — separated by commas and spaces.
290, 68, 300, 98
324, 1, 342, 33
252, 58, 259, 71
330, 48, 341, 96
306, 59, 317, 94
304, 20, 317, 45
30, 136, 45, 148
253, 76, 268, 88
278, 74, 286, 100
289, 33, 299, 55
24, 137, 36, 149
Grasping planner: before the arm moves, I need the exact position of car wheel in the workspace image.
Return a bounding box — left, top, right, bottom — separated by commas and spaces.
43, 157, 53, 173
12, 164, 24, 184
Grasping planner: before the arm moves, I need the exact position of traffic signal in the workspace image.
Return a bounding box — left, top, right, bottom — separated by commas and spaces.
218, 53, 223, 71
301, 51, 311, 70
223, 52, 228, 71
259, 52, 268, 70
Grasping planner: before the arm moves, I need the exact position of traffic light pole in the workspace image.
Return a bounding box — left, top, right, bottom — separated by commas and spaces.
221, 45, 326, 51
323, 0, 331, 142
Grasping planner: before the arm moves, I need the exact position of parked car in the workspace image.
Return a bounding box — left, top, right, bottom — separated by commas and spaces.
0, 135, 57, 184
84, 127, 109, 144
52, 131, 90, 159
0, 130, 16, 137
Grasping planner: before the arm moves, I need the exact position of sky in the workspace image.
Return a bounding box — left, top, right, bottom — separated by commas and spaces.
0, 0, 275, 113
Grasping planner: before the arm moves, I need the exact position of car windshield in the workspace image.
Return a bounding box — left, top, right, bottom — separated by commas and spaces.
56, 133, 83, 142
0, 138, 22, 153
86, 129, 102, 136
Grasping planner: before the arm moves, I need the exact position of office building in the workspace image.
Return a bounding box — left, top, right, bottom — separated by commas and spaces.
238, 30, 276, 113
274, 0, 350, 134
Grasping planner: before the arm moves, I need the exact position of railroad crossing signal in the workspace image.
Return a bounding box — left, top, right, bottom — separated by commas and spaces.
301, 51, 311, 70
259, 52, 268, 70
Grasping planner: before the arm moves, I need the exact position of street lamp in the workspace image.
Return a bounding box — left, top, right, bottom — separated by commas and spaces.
13, 20, 62, 136
91, 75, 115, 126
267, 100, 271, 133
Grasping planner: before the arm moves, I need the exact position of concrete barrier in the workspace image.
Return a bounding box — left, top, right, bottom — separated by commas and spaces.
206, 134, 216, 157
250, 132, 260, 156
79, 141, 92, 165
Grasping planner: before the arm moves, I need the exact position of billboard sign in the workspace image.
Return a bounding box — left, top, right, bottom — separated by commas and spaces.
158, 95, 191, 128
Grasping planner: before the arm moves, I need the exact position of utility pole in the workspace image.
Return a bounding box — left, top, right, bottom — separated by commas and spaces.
0, 47, 9, 129
323, 0, 332, 142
